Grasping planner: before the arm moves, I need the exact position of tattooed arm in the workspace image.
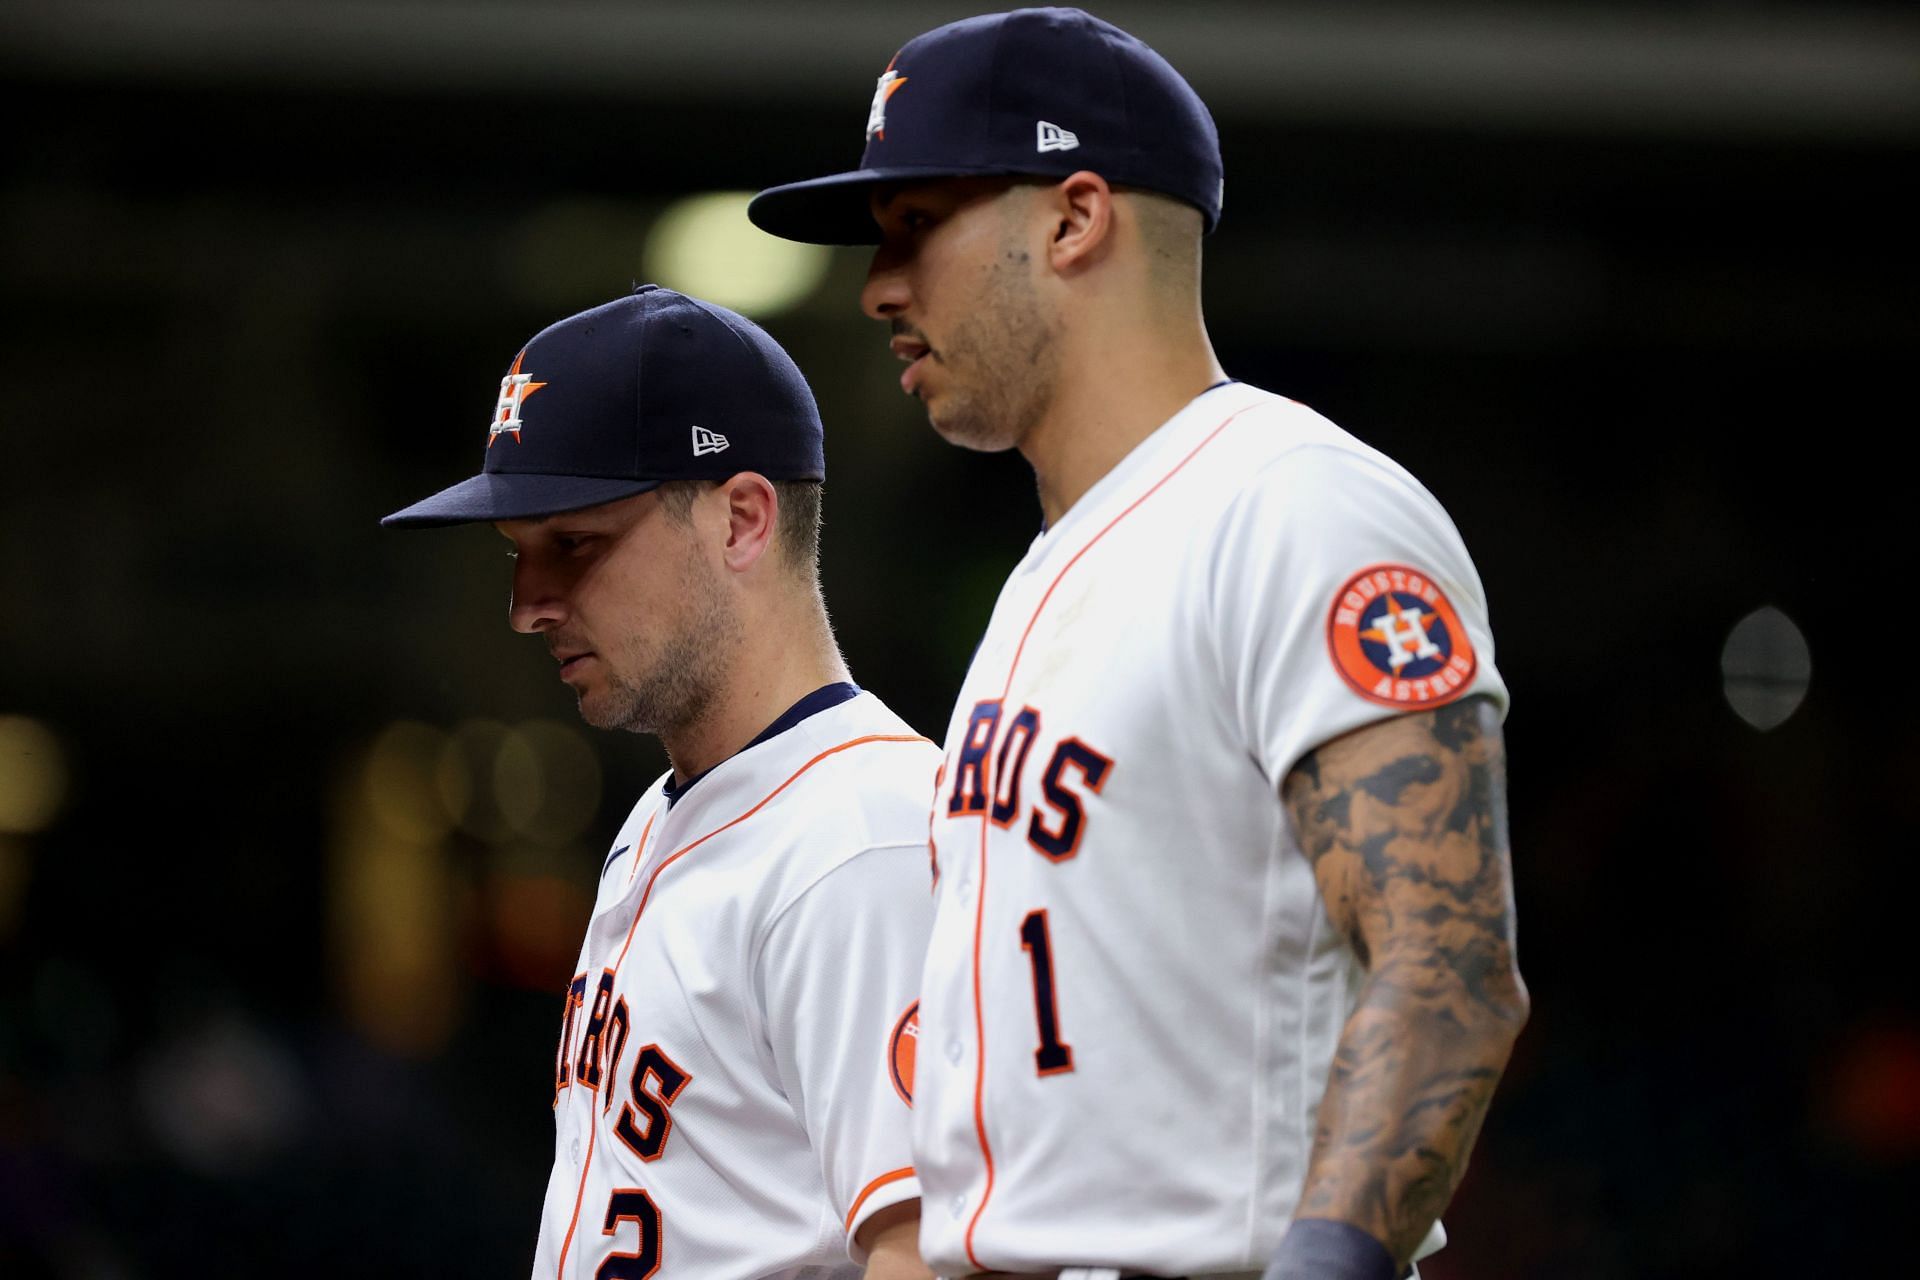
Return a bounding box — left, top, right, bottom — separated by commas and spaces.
1277, 694, 1529, 1272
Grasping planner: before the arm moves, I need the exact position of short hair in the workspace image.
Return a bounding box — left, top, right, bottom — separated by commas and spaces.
1120, 187, 1204, 291
655, 478, 822, 578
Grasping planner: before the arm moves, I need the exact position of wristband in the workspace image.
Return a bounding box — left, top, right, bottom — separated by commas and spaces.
1263, 1218, 1397, 1280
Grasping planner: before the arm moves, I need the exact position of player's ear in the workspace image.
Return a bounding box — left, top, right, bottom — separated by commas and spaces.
716, 472, 778, 575
1043, 171, 1115, 275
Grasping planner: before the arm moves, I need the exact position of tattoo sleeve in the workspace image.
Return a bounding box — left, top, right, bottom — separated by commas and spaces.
1281, 694, 1529, 1266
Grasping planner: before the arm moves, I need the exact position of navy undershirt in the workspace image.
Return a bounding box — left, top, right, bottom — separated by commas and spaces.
661, 681, 863, 808
600, 682, 864, 877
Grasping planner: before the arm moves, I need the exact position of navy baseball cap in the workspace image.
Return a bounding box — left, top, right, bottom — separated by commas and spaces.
382, 286, 825, 528
748, 6, 1222, 246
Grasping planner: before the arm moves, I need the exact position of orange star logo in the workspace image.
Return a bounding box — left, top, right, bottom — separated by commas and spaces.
1357, 594, 1430, 651
488, 349, 546, 447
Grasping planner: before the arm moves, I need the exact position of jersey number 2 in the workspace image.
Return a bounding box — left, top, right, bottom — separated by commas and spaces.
596, 1189, 660, 1279
1019, 909, 1074, 1075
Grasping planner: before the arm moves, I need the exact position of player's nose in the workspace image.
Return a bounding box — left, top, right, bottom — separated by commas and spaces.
861, 248, 910, 321
506, 556, 567, 635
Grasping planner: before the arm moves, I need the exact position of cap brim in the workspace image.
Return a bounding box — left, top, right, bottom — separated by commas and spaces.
381, 473, 663, 528
752, 165, 1097, 245
749, 169, 899, 246
756, 163, 1049, 245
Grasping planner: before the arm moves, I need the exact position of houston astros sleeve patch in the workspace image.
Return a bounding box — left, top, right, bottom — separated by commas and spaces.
1327, 563, 1477, 709
888, 1000, 919, 1106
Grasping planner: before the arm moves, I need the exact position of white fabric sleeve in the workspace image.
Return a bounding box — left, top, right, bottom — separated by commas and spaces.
757, 843, 933, 1262
1205, 443, 1508, 786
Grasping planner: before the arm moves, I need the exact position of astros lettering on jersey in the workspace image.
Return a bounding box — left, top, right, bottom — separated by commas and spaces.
912, 383, 1506, 1276
535, 689, 940, 1278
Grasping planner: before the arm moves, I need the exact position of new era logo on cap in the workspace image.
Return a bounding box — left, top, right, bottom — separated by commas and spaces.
1036, 120, 1079, 153
691, 425, 730, 457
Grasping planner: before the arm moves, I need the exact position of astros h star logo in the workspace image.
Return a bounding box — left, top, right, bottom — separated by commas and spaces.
1326, 563, 1478, 709
488, 349, 547, 447
867, 56, 908, 140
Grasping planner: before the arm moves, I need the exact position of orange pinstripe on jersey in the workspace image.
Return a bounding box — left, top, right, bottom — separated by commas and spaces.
625, 809, 658, 886
555, 1113, 601, 1280
960, 405, 1253, 1269
554, 732, 932, 1280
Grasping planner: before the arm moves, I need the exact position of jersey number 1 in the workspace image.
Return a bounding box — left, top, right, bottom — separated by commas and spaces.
1018, 909, 1074, 1075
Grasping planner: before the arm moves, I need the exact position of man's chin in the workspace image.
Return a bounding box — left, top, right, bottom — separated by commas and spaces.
572, 687, 623, 732
929, 403, 1017, 454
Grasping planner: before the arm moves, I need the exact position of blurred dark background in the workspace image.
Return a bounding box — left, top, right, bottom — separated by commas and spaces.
2, 1, 1916, 1276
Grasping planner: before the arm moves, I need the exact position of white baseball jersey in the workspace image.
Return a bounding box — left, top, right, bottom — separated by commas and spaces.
533, 687, 940, 1279
913, 383, 1507, 1277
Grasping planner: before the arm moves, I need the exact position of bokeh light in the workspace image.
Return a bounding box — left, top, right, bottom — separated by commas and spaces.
495, 719, 602, 844
363, 720, 456, 842
0, 714, 68, 835
137, 1016, 310, 1176
1721, 605, 1812, 731
643, 191, 831, 317
440, 718, 516, 843
332, 726, 462, 1057
485, 872, 593, 992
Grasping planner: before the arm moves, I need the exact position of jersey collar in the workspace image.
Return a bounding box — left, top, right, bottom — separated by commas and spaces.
662, 681, 864, 808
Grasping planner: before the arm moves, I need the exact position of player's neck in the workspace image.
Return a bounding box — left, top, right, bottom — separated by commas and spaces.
659, 595, 849, 785
1021, 319, 1226, 528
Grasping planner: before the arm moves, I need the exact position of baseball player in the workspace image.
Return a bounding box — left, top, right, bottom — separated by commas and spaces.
749, 9, 1528, 1280
383, 286, 939, 1279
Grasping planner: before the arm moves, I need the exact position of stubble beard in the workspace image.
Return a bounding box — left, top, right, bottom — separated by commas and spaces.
925, 239, 1060, 454
579, 551, 741, 738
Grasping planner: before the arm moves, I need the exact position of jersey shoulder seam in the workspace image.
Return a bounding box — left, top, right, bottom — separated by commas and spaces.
747, 839, 930, 978
1192, 439, 1443, 764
